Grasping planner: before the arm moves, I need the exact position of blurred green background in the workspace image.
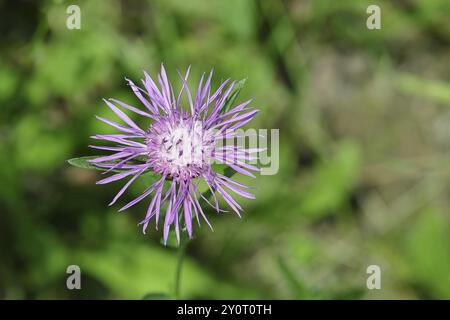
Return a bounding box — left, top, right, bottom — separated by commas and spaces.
1, 0, 450, 299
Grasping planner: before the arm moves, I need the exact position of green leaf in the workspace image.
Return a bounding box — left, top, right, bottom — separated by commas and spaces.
67, 156, 149, 173
406, 208, 450, 298
67, 156, 104, 171
221, 78, 247, 114
142, 292, 170, 300
395, 73, 450, 104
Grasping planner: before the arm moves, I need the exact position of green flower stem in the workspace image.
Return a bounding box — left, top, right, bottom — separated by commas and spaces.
174, 239, 188, 299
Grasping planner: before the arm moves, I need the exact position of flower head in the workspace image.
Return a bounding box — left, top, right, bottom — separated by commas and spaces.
90, 65, 260, 243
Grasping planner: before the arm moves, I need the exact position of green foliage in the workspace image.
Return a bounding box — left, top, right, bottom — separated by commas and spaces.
222, 78, 247, 114
395, 73, 450, 104
298, 141, 362, 218
405, 208, 450, 298
67, 156, 149, 173
1, 0, 449, 300
68, 156, 108, 171
74, 241, 258, 299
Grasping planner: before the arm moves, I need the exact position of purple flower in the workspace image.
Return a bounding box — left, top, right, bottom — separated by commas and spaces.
90, 65, 260, 244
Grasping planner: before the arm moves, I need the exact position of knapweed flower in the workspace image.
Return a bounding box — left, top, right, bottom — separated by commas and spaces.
90, 65, 260, 243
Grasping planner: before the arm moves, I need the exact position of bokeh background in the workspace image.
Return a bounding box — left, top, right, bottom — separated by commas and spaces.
1, 0, 449, 299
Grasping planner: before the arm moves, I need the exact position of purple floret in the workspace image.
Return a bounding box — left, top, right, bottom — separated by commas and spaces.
89, 65, 261, 244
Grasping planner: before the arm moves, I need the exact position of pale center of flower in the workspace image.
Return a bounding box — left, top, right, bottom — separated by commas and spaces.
147, 119, 214, 180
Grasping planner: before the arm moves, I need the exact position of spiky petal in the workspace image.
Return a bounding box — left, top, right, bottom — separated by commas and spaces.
90, 65, 260, 244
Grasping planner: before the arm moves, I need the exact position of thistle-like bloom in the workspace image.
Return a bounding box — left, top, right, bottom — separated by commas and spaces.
90, 65, 260, 243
